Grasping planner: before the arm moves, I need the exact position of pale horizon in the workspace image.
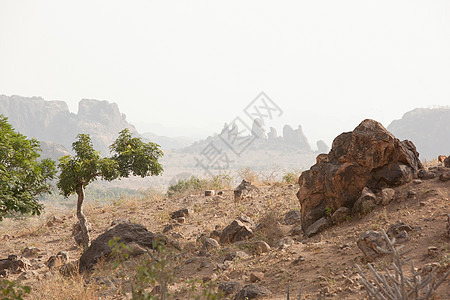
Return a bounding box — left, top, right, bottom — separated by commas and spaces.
1, 1, 450, 147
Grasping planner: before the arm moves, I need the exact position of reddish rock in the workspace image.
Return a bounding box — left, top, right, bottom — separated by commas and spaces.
298, 119, 422, 232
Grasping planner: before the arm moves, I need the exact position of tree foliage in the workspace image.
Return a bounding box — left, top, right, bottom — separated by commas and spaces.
0, 116, 56, 220
57, 128, 163, 248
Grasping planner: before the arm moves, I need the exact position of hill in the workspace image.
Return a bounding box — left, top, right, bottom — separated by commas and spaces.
387, 106, 450, 160
0, 95, 137, 156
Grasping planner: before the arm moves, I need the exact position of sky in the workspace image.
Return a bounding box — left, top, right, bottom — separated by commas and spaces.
1, 1, 450, 148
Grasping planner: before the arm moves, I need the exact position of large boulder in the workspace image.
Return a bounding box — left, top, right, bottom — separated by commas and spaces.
79, 223, 168, 273
298, 119, 422, 233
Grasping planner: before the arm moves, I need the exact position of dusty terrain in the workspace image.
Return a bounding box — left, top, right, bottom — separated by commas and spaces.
0, 167, 449, 299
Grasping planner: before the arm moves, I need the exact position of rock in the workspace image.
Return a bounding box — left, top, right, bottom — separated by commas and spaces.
353, 187, 377, 214
110, 218, 130, 226
316, 140, 330, 153
205, 190, 215, 196
218, 281, 242, 295
0, 255, 31, 274
250, 272, 264, 282
79, 223, 168, 273
223, 250, 250, 262
177, 217, 185, 224
298, 119, 422, 231
251, 118, 267, 139
407, 190, 416, 198
413, 179, 422, 184
202, 238, 220, 251
21, 247, 40, 258
59, 261, 79, 277
274, 237, 294, 249
418, 169, 436, 180
381, 188, 395, 205
428, 246, 438, 258
445, 156, 450, 168
46, 251, 69, 269
17, 270, 38, 281
283, 125, 311, 151
439, 172, 450, 182
163, 224, 174, 233
170, 208, 191, 219
357, 230, 389, 259
331, 207, 350, 224
0, 95, 137, 156
210, 230, 222, 240
72, 221, 91, 246
394, 231, 409, 244
284, 210, 301, 225
289, 225, 303, 236
447, 214, 450, 238
235, 284, 272, 300
220, 219, 254, 244
234, 180, 257, 201
304, 217, 329, 238
253, 241, 271, 253
386, 222, 413, 237
267, 127, 278, 140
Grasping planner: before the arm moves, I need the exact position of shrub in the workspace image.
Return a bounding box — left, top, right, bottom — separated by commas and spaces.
0, 279, 31, 300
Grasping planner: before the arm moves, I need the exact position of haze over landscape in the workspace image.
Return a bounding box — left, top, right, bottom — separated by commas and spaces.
1, 0, 450, 146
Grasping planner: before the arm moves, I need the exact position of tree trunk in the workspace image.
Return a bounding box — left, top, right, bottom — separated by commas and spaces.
77, 183, 90, 249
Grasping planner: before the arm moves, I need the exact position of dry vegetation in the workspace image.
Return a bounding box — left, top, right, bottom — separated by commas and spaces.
0, 168, 449, 299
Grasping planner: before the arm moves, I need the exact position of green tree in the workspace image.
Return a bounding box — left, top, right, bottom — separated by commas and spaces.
57, 129, 163, 248
0, 116, 56, 220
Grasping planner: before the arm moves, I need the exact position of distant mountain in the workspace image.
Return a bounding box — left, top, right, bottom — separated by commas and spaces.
141, 132, 195, 150
0, 95, 137, 156
387, 107, 450, 160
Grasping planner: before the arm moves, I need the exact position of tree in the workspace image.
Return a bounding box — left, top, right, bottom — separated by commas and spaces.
0, 115, 56, 220
57, 129, 163, 248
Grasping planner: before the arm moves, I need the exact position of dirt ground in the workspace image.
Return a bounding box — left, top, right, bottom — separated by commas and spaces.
0, 167, 449, 299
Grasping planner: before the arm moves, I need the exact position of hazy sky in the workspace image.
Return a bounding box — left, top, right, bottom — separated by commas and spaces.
1, 1, 450, 147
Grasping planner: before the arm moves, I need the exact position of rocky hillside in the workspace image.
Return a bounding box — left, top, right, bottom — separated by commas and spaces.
0, 95, 137, 156
387, 106, 450, 160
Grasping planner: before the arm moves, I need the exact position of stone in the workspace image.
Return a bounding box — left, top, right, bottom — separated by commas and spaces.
267, 127, 278, 140
0, 255, 31, 274
439, 172, 450, 182
316, 140, 330, 153
59, 261, 79, 277
283, 125, 311, 151
202, 238, 220, 251
46, 251, 69, 269
21, 247, 40, 258
289, 225, 303, 236
234, 180, 257, 201
223, 250, 250, 262
413, 179, 422, 184
205, 190, 215, 196
417, 169, 436, 180
298, 119, 422, 231
445, 156, 450, 168
428, 246, 439, 258
79, 223, 169, 273
253, 241, 271, 253
220, 219, 254, 244
386, 222, 413, 237
274, 237, 294, 249
284, 210, 301, 225
235, 284, 272, 300
381, 188, 395, 205
110, 218, 130, 226
331, 207, 350, 224
218, 281, 242, 296
251, 118, 267, 139
304, 217, 329, 238
250, 272, 264, 282
353, 187, 377, 214
170, 208, 191, 219
177, 217, 185, 224
357, 230, 389, 259
447, 214, 450, 239
407, 190, 416, 198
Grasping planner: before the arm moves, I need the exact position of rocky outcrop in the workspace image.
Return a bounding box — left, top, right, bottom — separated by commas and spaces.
0, 95, 137, 156
316, 140, 330, 153
251, 118, 266, 139
283, 125, 311, 151
298, 119, 423, 233
267, 127, 278, 140
387, 107, 450, 160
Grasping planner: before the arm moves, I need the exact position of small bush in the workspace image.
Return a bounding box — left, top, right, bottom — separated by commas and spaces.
0, 280, 30, 300
237, 167, 260, 184
167, 173, 233, 197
